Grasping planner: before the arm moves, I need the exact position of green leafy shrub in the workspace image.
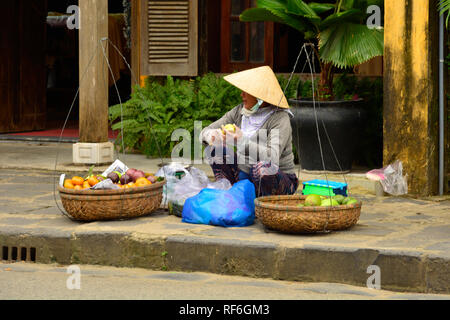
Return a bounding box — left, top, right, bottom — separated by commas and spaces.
109, 73, 241, 157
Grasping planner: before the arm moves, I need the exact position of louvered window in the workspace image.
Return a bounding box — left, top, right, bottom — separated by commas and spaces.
140, 0, 198, 76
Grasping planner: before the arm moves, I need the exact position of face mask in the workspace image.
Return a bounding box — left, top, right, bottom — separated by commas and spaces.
242, 99, 264, 117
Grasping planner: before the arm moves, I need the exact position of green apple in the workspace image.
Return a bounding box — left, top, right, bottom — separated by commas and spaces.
305, 194, 322, 206
321, 199, 340, 207
333, 195, 346, 204
346, 198, 358, 205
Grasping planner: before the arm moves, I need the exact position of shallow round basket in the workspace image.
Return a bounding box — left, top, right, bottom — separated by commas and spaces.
254, 195, 361, 234
58, 180, 166, 221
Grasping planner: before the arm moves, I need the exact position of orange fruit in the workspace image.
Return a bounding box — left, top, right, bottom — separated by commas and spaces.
74, 185, 83, 190
135, 177, 151, 187
72, 176, 84, 186
88, 176, 99, 187
83, 181, 91, 189
64, 179, 75, 189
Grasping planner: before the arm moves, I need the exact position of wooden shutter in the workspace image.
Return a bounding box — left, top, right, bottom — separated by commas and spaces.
140, 0, 198, 76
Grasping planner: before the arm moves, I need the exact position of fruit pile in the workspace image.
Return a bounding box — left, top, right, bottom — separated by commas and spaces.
63, 168, 162, 190
298, 194, 359, 207
64, 175, 102, 190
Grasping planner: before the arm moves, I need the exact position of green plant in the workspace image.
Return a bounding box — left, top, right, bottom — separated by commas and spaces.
241, 0, 384, 100
277, 74, 301, 99
439, 0, 450, 27
109, 73, 242, 157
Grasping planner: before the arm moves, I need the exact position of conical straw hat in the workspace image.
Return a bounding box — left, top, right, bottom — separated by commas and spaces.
223, 66, 290, 109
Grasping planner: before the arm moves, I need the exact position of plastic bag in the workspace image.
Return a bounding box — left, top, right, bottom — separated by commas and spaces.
181, 179, 256, 228
366, 160, 408, 196
156, 163, 232, 206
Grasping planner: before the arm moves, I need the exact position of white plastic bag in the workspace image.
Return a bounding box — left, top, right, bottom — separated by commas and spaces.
366, 160, 408, 196
156, 164, 231, 206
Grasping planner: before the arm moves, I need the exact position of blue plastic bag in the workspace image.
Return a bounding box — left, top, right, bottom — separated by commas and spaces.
181, 180, 256, 227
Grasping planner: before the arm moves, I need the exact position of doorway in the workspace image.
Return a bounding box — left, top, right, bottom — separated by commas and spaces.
0, 0, 130, 141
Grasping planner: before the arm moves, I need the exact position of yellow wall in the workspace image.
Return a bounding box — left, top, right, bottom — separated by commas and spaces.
384, 0, 440, 195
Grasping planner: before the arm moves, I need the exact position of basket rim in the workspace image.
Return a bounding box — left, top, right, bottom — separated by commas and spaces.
254, 194, 362, 212
58, 179, 166, 195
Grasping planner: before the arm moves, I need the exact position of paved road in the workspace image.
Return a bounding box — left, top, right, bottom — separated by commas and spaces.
0, 169, 449, 294
0, 262, 449, 300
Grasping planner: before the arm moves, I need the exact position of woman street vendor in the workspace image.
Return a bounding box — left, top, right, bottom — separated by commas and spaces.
201, 66, 299, 197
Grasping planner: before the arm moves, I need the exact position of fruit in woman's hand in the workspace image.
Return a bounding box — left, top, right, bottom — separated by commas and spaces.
71, 176, 84, 186
305, 194, 322, 206
64, 179, 75, 189
222, 124, 236, 134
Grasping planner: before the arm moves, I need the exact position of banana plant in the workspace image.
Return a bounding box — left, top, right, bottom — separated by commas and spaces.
240, 0, 384, 100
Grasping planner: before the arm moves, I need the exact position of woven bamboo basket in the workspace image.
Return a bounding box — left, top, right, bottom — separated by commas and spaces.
58, 180, 165, 221
254, 195, 361, 234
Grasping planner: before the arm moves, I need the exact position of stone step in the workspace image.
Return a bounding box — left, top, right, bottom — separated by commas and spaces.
0, 215, 448, 294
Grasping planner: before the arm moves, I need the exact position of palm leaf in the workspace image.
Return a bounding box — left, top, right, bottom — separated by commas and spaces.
241, 7, 310, 33
320, 9, 363, 29
257, 0, 288, 10
319, 22, 384, 68
308, 2, 335, 14
240, 7, 285, 24
340, 0, 355, 10
439, 0, 450, 27
286, 0, 321, 24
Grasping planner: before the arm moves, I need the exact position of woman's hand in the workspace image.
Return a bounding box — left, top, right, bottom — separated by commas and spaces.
221, 125, 243, 145
203, 128, 224, 146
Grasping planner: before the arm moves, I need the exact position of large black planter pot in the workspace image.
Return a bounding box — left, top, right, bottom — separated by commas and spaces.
289, 99, 365, 172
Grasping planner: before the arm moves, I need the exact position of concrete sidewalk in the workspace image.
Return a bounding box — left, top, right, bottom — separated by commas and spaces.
0, 167, 449, 294
0, 141, 382, 195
